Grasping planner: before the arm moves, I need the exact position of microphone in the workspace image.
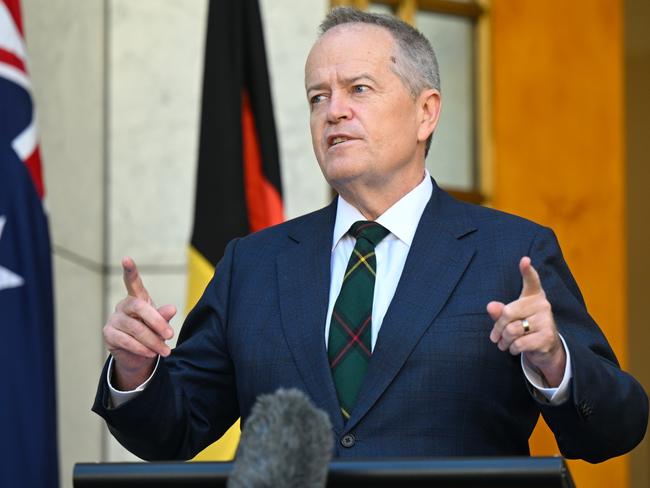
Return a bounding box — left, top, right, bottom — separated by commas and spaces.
227, 388, 334, 488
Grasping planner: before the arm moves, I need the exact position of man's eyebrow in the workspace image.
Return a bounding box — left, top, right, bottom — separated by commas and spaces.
343, 73, 378, 85
306, 73, 379, 93
305, 80, 329, 93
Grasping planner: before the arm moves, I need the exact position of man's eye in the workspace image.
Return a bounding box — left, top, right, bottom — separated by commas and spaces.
310, 94, 326, 104
352, 85, 369, 94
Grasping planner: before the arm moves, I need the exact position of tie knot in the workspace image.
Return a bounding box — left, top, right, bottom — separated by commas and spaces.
349, 221, 390, 247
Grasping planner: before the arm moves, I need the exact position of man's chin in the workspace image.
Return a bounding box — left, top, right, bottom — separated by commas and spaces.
322, 169, 363, 194
320, 155, 365, 177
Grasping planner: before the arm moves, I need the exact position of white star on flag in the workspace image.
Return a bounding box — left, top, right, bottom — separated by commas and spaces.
0, 215, 25, 291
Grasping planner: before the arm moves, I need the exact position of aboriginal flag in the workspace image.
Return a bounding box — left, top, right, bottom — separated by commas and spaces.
0, 0, 58, 486
187, 0, 284, 460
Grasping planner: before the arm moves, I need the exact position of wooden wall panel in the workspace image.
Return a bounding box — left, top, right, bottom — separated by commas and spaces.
625, 1, 650, 486
490, 1, 628, 487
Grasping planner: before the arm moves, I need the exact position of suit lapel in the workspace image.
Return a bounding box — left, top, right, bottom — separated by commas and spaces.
345, 187, 477, 431
276, 201, 344, 431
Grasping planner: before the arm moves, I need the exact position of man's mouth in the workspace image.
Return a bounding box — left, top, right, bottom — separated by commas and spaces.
328, 135, 353, 147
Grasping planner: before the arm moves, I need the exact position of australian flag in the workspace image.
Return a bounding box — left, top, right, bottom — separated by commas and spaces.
0, 0, 59, 486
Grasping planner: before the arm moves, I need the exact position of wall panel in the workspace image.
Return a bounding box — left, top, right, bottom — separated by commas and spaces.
625, 0, 650, 486
491, 1, 628, 486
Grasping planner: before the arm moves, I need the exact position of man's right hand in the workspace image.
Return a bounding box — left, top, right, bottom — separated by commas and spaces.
103, 257, 176, 391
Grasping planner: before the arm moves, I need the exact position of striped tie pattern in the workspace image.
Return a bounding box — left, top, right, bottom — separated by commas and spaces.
328, 221, 390, 420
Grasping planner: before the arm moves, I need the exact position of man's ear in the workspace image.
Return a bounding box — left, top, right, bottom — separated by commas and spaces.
416, 89, 441, 143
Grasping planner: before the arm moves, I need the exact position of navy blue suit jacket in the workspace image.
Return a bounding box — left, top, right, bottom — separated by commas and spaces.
93, 183, 648, 462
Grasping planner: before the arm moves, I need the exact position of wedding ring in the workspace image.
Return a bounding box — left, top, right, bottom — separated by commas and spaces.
521, 319, 531, 335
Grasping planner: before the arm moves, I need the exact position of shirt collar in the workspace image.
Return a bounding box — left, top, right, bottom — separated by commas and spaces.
332, 170, 433, 250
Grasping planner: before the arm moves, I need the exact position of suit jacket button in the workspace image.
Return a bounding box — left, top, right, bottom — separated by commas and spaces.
341, 434, 356, 448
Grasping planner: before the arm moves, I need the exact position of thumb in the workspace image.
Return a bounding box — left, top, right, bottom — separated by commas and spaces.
157, 304, 177, 323
486, 301, 505, 321
122, 256, 151, 302
519, 256, 543, 297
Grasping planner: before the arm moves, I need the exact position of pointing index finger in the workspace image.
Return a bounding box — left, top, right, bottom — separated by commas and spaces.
122, 256, 151, 302
519, 256, 543, 297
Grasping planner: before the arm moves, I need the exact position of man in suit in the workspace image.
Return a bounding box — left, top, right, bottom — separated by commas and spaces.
93, 8, 647, 462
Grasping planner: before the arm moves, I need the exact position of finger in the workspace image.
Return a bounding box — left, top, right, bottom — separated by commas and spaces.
492, 296, 545, 338
500, 320, 527, 346
122, 297, 174, 340
113, 314, 172, 357
122, 256, 151, 302
505, 312, 559, 357
497, 323, 520, 351
519, 256, 543, 297
490, 316, 507, 344
107, 328, 159, 359
490, 300, 533, 343
487, 301, 506, 343
486, 301, 504, 321
157, 304, 177, 324
508, 333, 540, 356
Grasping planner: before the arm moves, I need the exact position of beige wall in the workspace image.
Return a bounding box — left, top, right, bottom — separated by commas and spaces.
23, 0, 329, 485
22, 2, 107, 487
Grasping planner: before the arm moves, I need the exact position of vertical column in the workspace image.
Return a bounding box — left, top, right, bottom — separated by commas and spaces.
105, 0, 208, 461
491, 0, 628, 487
22, 1, 107, 486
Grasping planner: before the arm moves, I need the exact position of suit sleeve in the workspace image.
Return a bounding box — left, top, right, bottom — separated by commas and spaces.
91, 239, 241, 461
528, 227, 648, 463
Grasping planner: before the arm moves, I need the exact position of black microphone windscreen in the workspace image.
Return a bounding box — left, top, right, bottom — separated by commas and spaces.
227, 388, 334, 488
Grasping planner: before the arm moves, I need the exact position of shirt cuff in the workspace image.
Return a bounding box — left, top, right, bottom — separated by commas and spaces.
521, 334, 572, 405
106, 355, 160, 408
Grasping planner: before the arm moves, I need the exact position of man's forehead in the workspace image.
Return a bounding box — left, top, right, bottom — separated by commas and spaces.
309, 23, 395, 57
305, 24, 396, 83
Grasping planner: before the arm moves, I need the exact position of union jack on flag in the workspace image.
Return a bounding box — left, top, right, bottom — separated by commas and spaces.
1, 0, 58, 486
0, 0, 43, 197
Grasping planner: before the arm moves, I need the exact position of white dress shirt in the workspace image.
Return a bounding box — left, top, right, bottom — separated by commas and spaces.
109, 170, 571, 406
324, 169, 434, 351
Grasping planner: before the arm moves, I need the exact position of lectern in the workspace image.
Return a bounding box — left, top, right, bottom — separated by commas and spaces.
74, 457, 575, 487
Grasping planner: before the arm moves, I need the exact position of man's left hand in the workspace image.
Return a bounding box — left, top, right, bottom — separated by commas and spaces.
487, 257, 566, 387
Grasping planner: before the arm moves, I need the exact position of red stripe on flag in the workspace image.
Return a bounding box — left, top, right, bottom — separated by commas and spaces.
0, 48, 26, 73
2, 0, 24, 36
24, 146, 44, 199
241, 90, 284, 232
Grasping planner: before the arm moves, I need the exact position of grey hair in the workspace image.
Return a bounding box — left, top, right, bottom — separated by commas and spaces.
319, 7, 440, 155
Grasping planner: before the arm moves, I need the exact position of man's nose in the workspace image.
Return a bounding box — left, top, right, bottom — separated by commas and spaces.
326, 91, 352, 123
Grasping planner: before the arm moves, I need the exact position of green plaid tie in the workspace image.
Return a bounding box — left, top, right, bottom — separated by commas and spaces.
328, 221, 390, 421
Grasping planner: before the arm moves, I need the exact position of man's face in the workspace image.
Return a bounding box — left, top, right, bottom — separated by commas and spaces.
305, 24, 433, 195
